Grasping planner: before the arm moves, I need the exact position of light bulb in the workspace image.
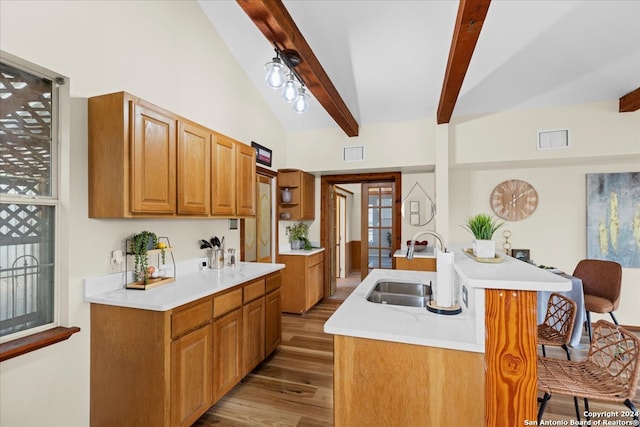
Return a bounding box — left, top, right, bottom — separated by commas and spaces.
264, 57, 286, 89
281, 74, 299, 102
292, 87, 309, 113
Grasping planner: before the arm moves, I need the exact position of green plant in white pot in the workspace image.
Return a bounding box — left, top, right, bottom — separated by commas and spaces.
461, 214, 504, 258
287, 222, 309, 250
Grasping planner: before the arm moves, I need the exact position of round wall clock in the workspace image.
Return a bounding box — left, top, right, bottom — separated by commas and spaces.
490, 179, 538, 221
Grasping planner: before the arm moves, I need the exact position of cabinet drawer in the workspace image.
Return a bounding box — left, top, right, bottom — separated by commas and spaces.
213, 288, 242, 318
172, 299, 213, 339
243, 279, 265, 303
266, 272, 281, 293
308, 252, 324, 268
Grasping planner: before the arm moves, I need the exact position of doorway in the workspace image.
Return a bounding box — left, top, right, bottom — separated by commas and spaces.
320, 172, 402, 300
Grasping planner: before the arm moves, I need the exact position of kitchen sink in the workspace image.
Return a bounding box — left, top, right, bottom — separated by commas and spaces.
367, 280, 432, 307
367, 291, 428, 307
373, 281, 430, 296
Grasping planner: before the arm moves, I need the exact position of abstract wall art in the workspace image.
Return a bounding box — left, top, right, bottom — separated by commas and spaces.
586, 172, 640, 268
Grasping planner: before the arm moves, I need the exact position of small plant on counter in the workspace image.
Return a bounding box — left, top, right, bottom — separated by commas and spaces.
130, 230, 159, 283
461, 213, 504, 240
286, 222, 309, 250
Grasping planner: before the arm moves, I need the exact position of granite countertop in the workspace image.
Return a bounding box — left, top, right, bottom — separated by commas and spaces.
83, 261, 285, 311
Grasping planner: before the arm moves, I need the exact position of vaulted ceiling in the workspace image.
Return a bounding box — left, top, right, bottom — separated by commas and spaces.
199, 1, 640, 137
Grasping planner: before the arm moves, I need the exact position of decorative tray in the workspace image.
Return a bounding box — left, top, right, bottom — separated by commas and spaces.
125, 276, 174, 290
462, 248, 504, 263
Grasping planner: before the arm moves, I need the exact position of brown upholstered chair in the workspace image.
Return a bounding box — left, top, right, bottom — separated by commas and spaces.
538, 292, 577, 360
572, 259, 622, 341
537, 320, 640, 424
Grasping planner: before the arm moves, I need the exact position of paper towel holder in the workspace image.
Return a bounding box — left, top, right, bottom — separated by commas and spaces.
426, 300, 462, 315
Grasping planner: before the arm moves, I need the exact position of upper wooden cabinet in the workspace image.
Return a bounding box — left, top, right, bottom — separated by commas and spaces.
277, 169, 315, 220
88, 91, 255, 218
177, 120, 211, 215
211, 133, 256, 217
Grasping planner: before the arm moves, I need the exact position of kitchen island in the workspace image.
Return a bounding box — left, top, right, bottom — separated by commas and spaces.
325, 249, 570, 427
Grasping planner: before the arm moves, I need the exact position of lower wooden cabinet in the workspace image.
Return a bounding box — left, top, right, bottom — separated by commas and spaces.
90, 271, 282, 426
171, 325, 213, 427
395, 256, 436, 271
278, 250, 325, 313
213, 308, 242, 401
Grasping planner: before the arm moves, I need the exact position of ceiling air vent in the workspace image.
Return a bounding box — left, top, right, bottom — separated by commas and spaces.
538, 129, 569, 150
343, 145, 365, 162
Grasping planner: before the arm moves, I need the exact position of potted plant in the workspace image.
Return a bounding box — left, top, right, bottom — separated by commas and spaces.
461, 214, 504, 258
287, 222, 309, 250
129, 230, 159, 283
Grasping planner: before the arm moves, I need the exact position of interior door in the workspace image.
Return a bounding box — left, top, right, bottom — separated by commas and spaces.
335, 193, 346, 279
361, 183, 394, 276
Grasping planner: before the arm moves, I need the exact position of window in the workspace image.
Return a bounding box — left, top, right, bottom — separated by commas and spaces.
0, 56, 62, 341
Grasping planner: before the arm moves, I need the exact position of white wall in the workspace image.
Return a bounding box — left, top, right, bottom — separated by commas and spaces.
448, 101, 640, 326
0, 2, 284, 427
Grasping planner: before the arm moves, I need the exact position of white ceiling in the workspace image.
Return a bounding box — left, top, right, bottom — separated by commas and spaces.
198, 0, 640, 135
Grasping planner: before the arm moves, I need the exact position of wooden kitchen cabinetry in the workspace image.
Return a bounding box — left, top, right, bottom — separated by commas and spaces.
90, 271, 282, 426
211, 133, 256, 217
265, 273, 282, 354
88, 91, 255, 218
278, 250, 324, 313
395, 256, 436, 271
277, 169, 315, 220
177, 119, 211, 215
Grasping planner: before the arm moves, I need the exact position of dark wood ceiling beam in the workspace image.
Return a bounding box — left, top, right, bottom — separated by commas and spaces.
437, 0, 492, 125
619, 87, 640, 112
237, 0, 360, 137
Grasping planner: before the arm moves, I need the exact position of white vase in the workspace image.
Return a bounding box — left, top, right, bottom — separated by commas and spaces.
473, 239, 495, 258
282, 188, 292, 203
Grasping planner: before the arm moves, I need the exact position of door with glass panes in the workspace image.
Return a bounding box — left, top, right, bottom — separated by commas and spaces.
361, 183, 394, 274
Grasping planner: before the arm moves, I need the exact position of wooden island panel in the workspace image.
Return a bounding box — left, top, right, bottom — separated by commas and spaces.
484, 289, 537, 426
334, 335, 484, 426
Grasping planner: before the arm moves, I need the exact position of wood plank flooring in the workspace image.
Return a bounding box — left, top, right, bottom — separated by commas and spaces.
194, 301, 338, 426
195, 293, 640, 426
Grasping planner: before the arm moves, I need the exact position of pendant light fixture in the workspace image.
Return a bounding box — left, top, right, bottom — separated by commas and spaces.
264, 46, 310, 113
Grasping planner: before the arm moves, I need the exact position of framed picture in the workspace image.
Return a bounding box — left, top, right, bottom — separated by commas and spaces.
251, 141, 272, 167
511, 249, 530, 262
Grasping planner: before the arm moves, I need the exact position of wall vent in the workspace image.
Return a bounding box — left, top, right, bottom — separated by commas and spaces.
538, 129, 569, 150
343, 145, 365, 162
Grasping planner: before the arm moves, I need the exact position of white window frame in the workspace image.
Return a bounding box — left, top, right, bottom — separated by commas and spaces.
0, 51, 69, 343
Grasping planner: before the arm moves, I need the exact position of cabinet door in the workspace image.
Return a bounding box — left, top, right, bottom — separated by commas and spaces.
243, 297, 265, 376
211, 133, 236, 216
177, 121, 210, 215
265, 289, 281, 356
213, 308, 242, 401
302, 172, 315, 220
236, 142, 256, 217
131, 102, 176, 213
306, 260, 324, 309
171, 325, 213, 427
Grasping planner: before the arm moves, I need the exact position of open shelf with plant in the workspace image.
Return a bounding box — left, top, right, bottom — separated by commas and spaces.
125, 231, 176, 290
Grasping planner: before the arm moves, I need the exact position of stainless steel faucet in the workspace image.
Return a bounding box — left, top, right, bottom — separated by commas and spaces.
407, 230, 446, 260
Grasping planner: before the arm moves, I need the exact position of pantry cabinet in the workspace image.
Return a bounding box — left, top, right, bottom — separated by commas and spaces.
277, 169, 315, 220
278, 250, 325, 313
88, 91, 255, 218
90, 271, 282, 426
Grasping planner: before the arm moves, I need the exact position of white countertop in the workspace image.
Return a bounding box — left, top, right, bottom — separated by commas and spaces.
278, 247, 325, 256
393, 248, 435, 258
454, 248, 571, 291
83, 261, 285, 311
324, 269, 484, 353
324, 249, 571, 353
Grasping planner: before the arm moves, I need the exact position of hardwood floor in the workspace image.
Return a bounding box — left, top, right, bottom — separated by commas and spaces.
194, 301, 338, 426
195, 291, 640, 426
